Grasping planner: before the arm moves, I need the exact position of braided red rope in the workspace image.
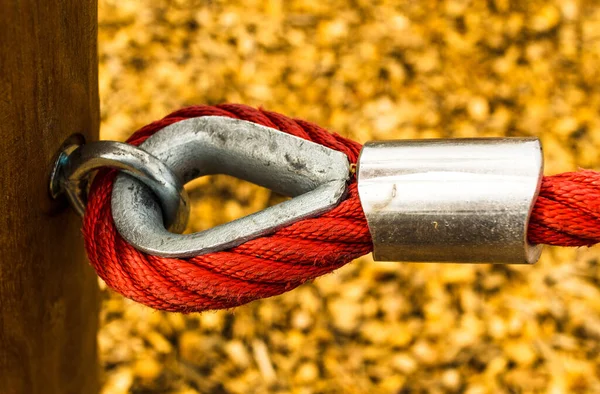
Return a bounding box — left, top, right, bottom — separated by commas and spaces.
84, 104, 600, 312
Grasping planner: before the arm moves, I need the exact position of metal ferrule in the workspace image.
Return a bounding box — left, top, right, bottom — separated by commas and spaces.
356, 138, 544, 264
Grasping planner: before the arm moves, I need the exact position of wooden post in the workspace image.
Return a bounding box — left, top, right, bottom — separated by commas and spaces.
0, 1, 100, 394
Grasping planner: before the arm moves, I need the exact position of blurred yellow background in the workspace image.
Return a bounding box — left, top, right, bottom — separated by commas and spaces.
98, 1, 600, 393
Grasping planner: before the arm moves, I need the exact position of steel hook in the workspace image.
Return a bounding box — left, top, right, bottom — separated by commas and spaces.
49, 140, 190, 233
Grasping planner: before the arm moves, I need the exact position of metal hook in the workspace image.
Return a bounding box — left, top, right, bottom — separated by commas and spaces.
111, 116, 351, 257
49, 140, 190, 233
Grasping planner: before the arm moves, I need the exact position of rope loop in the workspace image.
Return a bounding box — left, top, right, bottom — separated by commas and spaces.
84, 104, 600, 312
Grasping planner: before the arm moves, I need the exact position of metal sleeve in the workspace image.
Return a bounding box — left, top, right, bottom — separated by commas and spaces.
356, 138, 544, 264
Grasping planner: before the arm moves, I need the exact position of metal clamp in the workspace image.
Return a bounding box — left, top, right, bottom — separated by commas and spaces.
356, 138, 544, 264
50, 140, 190, 233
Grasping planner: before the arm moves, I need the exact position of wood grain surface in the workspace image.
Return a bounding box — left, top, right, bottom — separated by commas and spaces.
0, 1, 100, 393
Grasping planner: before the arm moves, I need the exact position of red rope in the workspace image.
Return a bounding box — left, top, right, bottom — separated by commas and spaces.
84, 104, 600, 312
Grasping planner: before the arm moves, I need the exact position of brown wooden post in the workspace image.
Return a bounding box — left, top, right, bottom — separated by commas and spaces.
0, 1, 100, 394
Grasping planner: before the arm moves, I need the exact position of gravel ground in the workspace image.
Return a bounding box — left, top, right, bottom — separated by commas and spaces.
98, 1, 600, 393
